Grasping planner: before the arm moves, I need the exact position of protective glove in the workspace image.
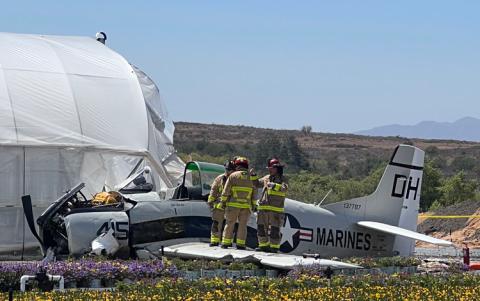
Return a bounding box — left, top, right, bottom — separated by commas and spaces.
249, 168, 258, 180
267, 182, 275, 189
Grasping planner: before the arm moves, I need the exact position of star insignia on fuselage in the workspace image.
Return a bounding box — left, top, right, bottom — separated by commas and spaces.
280, 213, 314, 253
280, 215, 299, 248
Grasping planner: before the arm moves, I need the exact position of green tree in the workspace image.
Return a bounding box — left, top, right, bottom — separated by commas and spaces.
360, 165, 385, 193
282, 136, 309, 172
333, 179, 366, 201
252, 135, 309, 172
287, 165, 385, 204
325, 153, 339, 174
438, 171, 478, 206
252, 135, 281, 169
450, 156, 476, 172
425, 146, 440, 156
341, 155, 383, 179
420, 161, 443, 211
301, 125, 312, 135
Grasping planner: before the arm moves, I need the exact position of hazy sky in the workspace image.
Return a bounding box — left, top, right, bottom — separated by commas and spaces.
1, 1, 479, 133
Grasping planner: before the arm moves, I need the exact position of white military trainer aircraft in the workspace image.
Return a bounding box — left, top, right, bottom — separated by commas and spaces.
22, 144, 452, 269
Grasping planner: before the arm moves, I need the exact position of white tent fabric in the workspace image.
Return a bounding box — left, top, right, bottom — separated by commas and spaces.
0, 32, 184, 254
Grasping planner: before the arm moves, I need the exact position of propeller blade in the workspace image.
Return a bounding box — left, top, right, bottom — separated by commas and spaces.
21, 195, 45, 252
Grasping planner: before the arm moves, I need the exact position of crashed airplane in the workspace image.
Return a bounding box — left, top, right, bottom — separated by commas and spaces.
22, 144, 452, 269
0, 32, 451, 269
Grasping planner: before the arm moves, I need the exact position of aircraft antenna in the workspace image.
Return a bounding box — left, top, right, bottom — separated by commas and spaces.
317, 189, 332, 207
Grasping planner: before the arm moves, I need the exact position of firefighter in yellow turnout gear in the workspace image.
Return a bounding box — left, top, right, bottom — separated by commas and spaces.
255, 158, 288, 253
207, 160, 235, 247
220, 157, 256, 249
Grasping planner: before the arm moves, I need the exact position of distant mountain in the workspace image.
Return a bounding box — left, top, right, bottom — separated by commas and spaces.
356, 117, 480, 142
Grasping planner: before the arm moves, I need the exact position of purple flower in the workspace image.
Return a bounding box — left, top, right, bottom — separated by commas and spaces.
0, 258, 176, 289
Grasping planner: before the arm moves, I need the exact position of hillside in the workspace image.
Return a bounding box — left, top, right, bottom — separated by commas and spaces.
175, 122, 479, 150
174, 121, 480, 178
417, 200, 480, 247
175, 122, 480, 245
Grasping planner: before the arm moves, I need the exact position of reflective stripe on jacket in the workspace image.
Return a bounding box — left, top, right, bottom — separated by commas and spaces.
208, 173, 228, 209
257, 174, 288, 212
221, 169, 256, 209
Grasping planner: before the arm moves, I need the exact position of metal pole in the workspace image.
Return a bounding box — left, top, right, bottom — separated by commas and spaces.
20, 275, 36, 292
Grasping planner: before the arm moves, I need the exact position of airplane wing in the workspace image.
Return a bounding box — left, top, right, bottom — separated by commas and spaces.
163, 242, 362, 270
357, 221, 453, 246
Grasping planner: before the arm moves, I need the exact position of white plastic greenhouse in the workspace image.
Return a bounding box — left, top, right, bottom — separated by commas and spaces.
0, 32, 184, 254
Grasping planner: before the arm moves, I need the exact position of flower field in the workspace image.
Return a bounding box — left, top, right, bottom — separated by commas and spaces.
0, 259, 177, 291
0, 258, 479, 300
2, 274, 480, 300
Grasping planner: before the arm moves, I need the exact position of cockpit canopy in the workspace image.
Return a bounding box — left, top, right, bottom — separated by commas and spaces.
174, 161, 225, 200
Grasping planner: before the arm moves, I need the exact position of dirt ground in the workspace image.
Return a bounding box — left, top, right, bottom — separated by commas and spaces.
417, 200, 480, 248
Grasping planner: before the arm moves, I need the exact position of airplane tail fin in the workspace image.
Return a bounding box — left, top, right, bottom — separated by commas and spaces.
365, 144, 425, 255
367, 144, 424, 227
325, 144, 425, 255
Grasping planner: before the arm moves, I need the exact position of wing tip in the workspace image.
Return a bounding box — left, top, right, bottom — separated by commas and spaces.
357, 221, 454, 247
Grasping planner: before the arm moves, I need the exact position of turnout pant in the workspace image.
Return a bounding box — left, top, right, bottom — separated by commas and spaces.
210, 208, 225, 244
257, 210, 285, 250
222, 207, 251, 247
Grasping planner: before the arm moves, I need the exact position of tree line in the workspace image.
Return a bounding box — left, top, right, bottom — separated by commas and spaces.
287, 162, 478, 212
176, 135, 480, 211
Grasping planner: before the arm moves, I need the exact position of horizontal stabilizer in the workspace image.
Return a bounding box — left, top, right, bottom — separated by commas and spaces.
357, 221, 453, 247
163, 242, 362, 270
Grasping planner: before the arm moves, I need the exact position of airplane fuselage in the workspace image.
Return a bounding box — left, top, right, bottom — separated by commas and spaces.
111, 193, 396, 258
17, 145, 428, 260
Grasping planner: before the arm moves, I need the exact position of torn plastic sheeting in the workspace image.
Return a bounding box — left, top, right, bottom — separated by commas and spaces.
132, 65, 174, 144
0, 32, 182, 188
0, 69, 148, 148
0, 32, 185, 254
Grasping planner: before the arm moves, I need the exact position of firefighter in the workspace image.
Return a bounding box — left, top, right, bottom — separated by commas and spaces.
220, 157, 256, 249
255, 158, 288, 253
207, 160, 235, 247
